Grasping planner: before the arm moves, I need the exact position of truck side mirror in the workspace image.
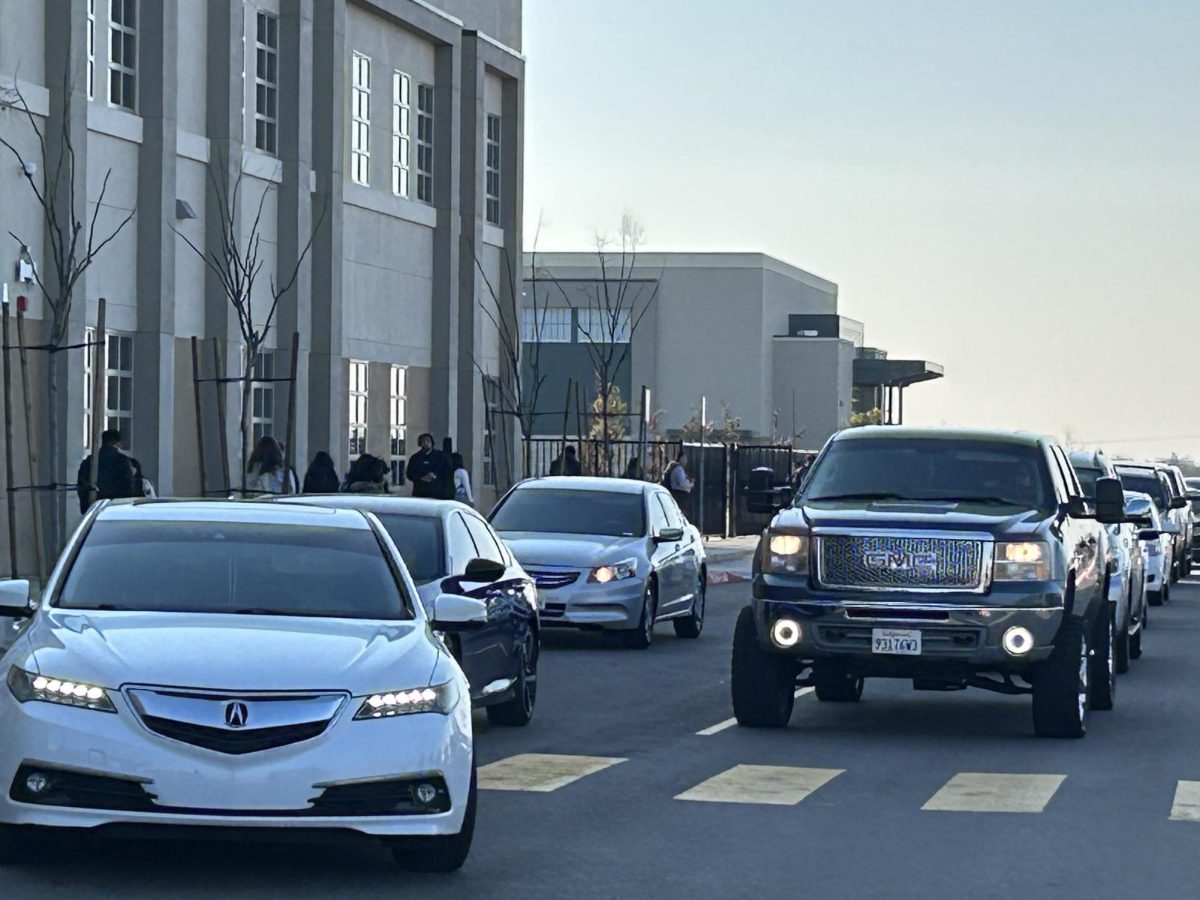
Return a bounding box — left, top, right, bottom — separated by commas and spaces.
1094, 477, 1126, 525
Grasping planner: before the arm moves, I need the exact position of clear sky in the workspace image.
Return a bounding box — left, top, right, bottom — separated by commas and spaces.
522, 0, 1200, 461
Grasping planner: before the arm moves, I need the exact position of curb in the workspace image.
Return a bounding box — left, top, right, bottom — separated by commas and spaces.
708, 570, 751, 585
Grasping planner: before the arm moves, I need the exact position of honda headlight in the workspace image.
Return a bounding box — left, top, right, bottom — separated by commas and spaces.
7, 667, 116, 713
994, 542, 1050, 581
764, 531, 810, 575
589, 558, 638, 584
354, 681, 458, 720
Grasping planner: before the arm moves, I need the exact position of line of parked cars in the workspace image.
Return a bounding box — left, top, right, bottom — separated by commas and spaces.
0, 475, 708, 870
734, 426, 1197, 740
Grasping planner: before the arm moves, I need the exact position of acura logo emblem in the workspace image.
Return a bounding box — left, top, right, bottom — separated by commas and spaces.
225, 701, 249, 729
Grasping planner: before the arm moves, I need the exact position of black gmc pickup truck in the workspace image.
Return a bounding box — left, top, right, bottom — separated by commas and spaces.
732, 426, 1127, 738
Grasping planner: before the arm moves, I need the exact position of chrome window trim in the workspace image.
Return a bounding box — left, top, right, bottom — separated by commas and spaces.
813, 528, 995, 595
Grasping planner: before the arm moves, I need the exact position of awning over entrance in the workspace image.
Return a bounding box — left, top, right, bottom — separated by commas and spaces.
853, 358, 944, 389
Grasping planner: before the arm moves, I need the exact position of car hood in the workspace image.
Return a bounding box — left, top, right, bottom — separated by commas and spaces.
14, 610, 441, 694
788, 500, 1050, 539
498, 532, 644, 569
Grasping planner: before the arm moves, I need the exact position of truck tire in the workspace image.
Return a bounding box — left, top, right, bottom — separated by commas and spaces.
1114, 598, 1131, 675
814, 669, 864, 703
731, 606, 796, 728
1032, 617, 1090, 738
1090, 606, 1117, 711
1147, 589, 1163, 607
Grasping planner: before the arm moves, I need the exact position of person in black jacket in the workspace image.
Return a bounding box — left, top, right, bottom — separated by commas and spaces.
405, 433, 451, 499
302, 451, 341, 494
76, 429, 138, 514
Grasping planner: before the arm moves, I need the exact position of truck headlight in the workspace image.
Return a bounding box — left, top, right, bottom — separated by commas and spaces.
355, 681, 458, 720
994, 542, 1050, 581
7, 667, 116, 713
764, 531, 810, 575
589, 558, 638, 584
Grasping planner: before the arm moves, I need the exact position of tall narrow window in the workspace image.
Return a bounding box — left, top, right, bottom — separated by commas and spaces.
105, 333, 135, 446
83, 327, 95, 451
389, 365, 407, 486
87, 0, 96, 101
108, 0, 138, 111
254, 12, 279, 154
351, 53, 371, 186
391, 71, 411, 198
251, 351, 275, 442
485, 114, 501, 225
416, 83, 434, 203
348, 360, 368, 460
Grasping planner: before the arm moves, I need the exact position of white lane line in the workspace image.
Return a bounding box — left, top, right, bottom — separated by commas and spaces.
478, 753, 626, 793
1170, 781, 1200, 822
696, 687, 814, 736
922, 773, 1066, 813
675, 764, 843, 806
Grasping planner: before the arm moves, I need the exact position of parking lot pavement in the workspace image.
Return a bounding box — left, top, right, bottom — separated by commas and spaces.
702, 534, 758, 583
6, 579, 1200, 898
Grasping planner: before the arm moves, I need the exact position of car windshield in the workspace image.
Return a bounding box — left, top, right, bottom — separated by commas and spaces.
1116, 470, 1170, 511
377, 514, 444, 584
491, 488, 645, 537
57, 521, 412, 619
803, 438, 1054, 511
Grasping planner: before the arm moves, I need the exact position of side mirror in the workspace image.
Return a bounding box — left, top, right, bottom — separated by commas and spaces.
654, 527, 685, 543
1138, 529, 1163, 541
0, 580, 32, 618
462, 558, 507, 585
1094, 477, 1126, 525
1171, 496, 1188, 510
431, 593, 489, 630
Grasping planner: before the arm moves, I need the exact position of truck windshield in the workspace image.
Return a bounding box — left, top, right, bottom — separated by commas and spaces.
804, 438, 1054, 512
1116, 470, 1170, 512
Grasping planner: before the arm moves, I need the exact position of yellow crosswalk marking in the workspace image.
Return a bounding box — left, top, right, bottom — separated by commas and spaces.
675, 765, 844, 806
922, 773, 1065, 813
1170, 781, 1200, 822
478, 753, 626, 793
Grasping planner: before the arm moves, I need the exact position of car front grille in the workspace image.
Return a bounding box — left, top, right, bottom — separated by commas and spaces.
817, 533, 987, 592
528, 569, 580, 590
139, 715, 331, 755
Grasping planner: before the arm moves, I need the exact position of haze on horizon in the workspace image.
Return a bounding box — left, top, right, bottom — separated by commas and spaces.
522, 0, 1199, 463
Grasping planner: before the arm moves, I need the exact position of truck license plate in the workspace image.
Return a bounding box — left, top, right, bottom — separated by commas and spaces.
872, 628, 921, 656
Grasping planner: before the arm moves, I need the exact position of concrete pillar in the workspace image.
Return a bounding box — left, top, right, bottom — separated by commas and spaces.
455, 35, 481, 470
134, 0, 179, 494
308, 0, 346, 467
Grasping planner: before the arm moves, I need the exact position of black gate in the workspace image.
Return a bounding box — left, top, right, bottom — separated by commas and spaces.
681, 443, 729, 536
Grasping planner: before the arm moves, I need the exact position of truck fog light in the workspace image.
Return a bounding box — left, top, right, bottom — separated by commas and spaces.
771, 618, 802, 648
25, 772, 49, 794
1002, 626, 1034, 656
415, 783, 439, 805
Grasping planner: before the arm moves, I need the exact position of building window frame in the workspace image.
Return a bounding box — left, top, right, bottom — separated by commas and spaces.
521, 307, 572, 343
391, 70, 411, 198
389, 365, 407, 486
87, 0, 96, 101
250, 350, 276, 443
253, 11, 279, 155
485, 114, 501, 225
348, 360, 369, 461
108, 0, 138, 112
416, 82, 434, 203
350, 52, 372, 186
84, 328, 135, 452
577, 308, 632, 344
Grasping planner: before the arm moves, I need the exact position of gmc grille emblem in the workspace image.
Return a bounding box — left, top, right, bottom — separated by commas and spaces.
224, 701, 249, 729
863, 550, 938, 572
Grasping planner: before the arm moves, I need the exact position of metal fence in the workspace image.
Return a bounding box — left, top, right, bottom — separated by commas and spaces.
523, 438, 682, 481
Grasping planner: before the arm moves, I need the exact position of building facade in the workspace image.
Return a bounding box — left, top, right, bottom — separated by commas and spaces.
522, 252, 942, 449
0, 0, 523, 573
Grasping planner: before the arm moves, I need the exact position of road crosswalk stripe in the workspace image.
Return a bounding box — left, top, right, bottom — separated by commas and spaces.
675, 765, 844, 806
922, 773, 1065, 813
478, 753, 627, 793
1170, 781, 1200, 822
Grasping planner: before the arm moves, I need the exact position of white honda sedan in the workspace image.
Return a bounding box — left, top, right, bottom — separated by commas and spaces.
0, 500, 484, 871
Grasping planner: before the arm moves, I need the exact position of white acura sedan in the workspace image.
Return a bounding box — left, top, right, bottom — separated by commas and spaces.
0, 500, 484, 871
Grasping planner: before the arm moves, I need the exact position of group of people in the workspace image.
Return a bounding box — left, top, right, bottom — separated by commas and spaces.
75, 429, 153, 513
549, 445, 698, 515
297, 432, 474, 504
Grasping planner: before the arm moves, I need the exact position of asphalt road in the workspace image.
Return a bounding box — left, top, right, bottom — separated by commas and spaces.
5, 579, 1200, 899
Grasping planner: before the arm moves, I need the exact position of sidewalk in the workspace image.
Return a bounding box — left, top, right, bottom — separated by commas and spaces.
702, 534, 759, 584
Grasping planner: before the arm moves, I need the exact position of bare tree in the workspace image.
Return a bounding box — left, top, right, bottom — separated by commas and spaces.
1, 73, 136, 550
473, 220, 551, 483
171, 158, 325, 495
561, 215, 661, 475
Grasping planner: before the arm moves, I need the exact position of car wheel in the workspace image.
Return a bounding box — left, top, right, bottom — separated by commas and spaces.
673, 571, 705, 639
388, 763, 476, 872
731, 606, 796, 728
1114, 600, 1131, 675
486, 633, 538, 727
1163, 584, 1171, 604
814, 668, 865, 703
0, 825, 45, 865
1090, 607, 1117, 711
1148, 589, 1163, 607
1130, 621, 1143, 660
624, 582, 657, 649
1032, 616, 1089, 738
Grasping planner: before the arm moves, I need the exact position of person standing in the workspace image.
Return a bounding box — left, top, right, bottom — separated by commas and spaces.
623, 457, 644, 480
406, 433, 452, 499
247, 436, 298, 495
662, 451, 695, 515
452, 453, 474, 506
302, 451, 341, 494
345, 454, 391, 494
550, 445, 582, 477
76, 429, 138, 513
791, 453, 816, 494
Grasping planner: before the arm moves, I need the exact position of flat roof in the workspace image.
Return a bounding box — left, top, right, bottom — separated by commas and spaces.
853, 358, 945, 388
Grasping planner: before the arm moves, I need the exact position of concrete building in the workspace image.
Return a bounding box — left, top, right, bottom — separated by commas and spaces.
0, 0, 524, 573
522, 252, 942, 447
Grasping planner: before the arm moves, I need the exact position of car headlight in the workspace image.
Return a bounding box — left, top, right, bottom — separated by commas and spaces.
7, 667, 116, 713
764, 531, 809, 575
354, 681, 458, 720
589, 558, 638, 584
994, 542, 1050, 581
